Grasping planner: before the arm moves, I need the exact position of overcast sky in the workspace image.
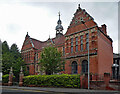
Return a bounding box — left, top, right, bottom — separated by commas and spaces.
0, 0, 119, 53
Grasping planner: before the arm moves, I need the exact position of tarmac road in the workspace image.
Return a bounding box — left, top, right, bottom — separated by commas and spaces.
2, 87, 66, 94
1, 86, 119, 94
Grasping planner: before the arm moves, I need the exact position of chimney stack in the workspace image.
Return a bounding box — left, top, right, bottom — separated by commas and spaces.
101, 24, 107, 35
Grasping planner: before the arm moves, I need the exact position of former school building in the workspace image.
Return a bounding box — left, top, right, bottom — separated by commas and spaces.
21, 4, 113, 76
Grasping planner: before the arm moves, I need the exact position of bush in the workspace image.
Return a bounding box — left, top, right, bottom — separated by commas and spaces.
2, 74, 15, 83
23, 74, 80, 88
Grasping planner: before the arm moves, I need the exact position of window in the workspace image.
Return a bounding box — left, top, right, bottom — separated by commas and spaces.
25, 54, 26, 61
35, 64, 38, 72
86, 33, 89, 50
63, 63, 65, 71
27, 53, 28, 61
86, 33, 89, 42
26, 53, 28, 61
82, 60, 88, 73
66, 40, 68, 51
28, 51, 30, 61
63, 47, 65, 56
71, 38, 73, 53
36, 53, 38, 61
80, 35, 83, 51
72, 61, 78, 74
86, 42, 89, 50
75, 37, 78, 52
27, 66, 29, 74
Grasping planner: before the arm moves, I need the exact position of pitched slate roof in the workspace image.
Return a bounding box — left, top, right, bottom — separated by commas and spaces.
30, 35, 65, 51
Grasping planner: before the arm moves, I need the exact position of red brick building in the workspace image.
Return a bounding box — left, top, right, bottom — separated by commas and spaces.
21, 4, 113, 76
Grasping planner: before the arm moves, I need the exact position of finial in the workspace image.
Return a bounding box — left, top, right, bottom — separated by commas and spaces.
58, 11, 60, 20
26, 32, 30, 37
10, 67, 13, 74
78, 4, 80, 9
49, 34, 50, 39
10, 67, 13, 72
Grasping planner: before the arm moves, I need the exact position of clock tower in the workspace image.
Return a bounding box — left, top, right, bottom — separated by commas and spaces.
55, 12, 64, 37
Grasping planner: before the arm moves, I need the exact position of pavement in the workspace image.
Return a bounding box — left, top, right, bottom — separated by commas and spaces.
1, 86, 120, 94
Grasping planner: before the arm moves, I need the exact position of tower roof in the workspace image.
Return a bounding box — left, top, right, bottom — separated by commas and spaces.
55, 12, 64, 31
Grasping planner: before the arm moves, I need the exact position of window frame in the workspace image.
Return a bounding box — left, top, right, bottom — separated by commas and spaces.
75, 37, 78, 52
71, 38, 73, 53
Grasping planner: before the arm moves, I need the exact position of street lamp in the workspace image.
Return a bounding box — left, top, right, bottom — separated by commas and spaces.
112, 63, 119, 80
81, 18, 90, 89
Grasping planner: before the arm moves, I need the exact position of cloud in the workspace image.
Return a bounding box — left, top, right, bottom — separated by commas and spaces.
118, 1, 120, 53
0, 2, 118, 53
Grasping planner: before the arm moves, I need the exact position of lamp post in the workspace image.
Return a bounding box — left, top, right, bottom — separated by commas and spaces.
81, 18, 90, 89
112, 63, 119, 80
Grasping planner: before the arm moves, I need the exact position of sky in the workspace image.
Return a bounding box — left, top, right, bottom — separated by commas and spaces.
0, 0, 119, 53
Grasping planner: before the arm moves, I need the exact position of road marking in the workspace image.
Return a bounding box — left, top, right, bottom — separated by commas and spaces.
22, 89, 44, 92
2, 87, 49, 93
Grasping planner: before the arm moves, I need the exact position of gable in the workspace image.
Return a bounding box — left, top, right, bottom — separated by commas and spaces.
21, 36, 34, 51
65, 5, 97, 36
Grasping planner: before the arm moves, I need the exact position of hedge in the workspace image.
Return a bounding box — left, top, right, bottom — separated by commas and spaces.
23, 74, 80, 88
2, 74, 15, 83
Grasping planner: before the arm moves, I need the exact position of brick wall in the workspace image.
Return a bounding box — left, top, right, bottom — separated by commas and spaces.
98, 31, 113, 75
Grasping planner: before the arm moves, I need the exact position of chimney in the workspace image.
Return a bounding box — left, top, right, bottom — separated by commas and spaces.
101, 24, 107, 35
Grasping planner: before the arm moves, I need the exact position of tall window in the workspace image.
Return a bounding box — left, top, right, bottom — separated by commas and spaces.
75, 37, 78, 52
80, 35, 83, 51
27, 66, 29, 74
71, 38, 73, 53
82, 60, 88, 73
36, 53, 38, 61
28, 52, 30, 61
63, 47, 65, 56
72, 61, 78, 74
25, 54, 26, 61
26, 53, 28, 61
66, 40, 68, 51
35, 64, 38, 72
86, 33, 89, 50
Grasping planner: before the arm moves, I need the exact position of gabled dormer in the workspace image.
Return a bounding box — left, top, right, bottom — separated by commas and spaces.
21, 32, 35, 51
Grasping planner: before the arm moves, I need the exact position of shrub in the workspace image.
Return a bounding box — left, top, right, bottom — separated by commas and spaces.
23, 74, 80, 88
2, 74, 15, 83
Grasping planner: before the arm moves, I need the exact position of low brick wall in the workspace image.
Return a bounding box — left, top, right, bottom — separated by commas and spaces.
80, 73, 120, 91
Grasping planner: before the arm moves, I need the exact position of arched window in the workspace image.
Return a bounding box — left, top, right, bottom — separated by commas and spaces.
82, 60, 88, 73
72, 61, 78, 74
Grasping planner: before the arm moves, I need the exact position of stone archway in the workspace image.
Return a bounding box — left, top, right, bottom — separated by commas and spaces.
71, 61, 78, 74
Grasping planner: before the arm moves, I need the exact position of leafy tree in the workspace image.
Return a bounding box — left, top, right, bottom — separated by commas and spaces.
2, 41, 9, 54
10, 44, 21, 59
40, 46, 65, 75
2, 41, 10, 74
2, 41, 26, 81
2, 52, 14, 74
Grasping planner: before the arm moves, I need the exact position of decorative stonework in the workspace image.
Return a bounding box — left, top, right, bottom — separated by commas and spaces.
19, 66, 24, 86
8, 67, 13, 86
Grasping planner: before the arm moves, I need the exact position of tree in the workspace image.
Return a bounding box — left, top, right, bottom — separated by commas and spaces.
2, 41, 26, 81
2, 41, 9, 54
40, 46, 65, 75
2, 41, 10, 74
10, 44, 21, 59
